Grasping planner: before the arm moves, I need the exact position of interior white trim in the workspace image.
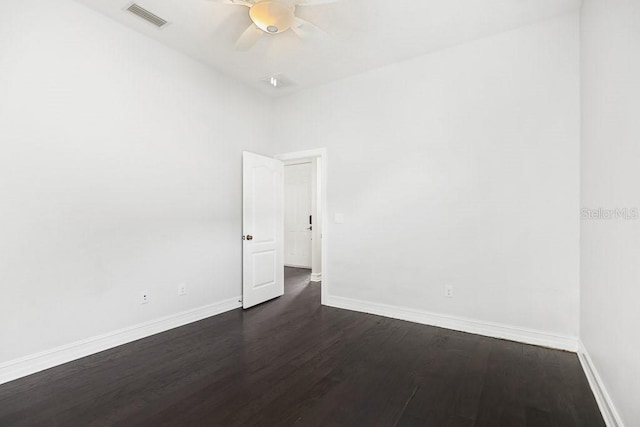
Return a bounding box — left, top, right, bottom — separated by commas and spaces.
578, 341, 624, 427
0, 296, 241, 386
276, 148, 327, 162
283, 159, 312, 166
310, 272, 322, 282
326, 295, 579, 351
285, 264, 312, 269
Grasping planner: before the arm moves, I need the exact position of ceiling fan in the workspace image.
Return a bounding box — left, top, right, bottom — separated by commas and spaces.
210, 0, 338, 50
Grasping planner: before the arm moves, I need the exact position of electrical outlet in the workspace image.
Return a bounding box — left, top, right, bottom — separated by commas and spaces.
178, 283, 187, 296
141, 291, 149, 304
445, 285, 453, 298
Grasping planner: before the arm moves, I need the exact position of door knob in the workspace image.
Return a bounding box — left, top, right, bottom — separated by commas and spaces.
246, 235, 253, 240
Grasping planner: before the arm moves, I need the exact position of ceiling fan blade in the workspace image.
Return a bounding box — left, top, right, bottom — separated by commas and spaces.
291, 17, 329, 41
235, 24, 264, 50
296, 0, 340, 6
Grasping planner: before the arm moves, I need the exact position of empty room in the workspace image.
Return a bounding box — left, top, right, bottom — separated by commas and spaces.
0, 0, 638, 425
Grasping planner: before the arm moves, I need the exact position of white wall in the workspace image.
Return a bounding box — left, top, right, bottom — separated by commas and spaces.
0, 0, 272, 364
581, 1, 640, 425
273, 13, 581, 339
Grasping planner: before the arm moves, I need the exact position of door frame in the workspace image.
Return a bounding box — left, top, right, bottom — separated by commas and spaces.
275, 148, 328, 306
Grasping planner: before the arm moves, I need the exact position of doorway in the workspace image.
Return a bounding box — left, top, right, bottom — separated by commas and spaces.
280, 151, 324, 297
283, 159, 322, 281
284, 161, 312, 269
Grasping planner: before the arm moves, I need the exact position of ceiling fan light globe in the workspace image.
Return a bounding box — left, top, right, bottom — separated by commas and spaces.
249, 1, 295, 34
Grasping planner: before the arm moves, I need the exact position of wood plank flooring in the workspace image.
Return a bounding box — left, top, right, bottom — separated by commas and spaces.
0, 267, 604, 426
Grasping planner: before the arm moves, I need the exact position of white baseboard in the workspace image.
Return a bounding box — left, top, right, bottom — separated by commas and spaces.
285, 264, 312, 269
325, 295, 578, 352
578, 341, 624, 427
310, 272, 322, 282
0, 296, 242, 386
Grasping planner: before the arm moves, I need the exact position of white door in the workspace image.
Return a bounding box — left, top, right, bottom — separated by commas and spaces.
284, 162, 312, 268
242, 152, 284, 309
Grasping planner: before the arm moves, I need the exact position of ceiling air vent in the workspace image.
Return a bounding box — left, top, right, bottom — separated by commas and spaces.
126, 3, 168, 29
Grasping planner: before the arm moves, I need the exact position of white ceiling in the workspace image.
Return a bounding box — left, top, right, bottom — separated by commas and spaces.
75, 0, 581, 96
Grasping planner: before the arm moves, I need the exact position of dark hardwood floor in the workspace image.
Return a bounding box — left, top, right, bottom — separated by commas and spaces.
0, 267, 604, 426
